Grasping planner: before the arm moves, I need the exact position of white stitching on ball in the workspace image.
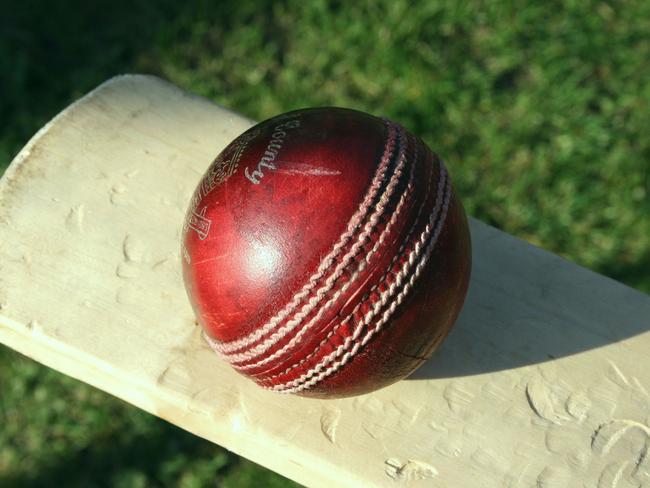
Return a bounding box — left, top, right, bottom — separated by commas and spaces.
273, 160, 451, 393
213, 120, 398, 355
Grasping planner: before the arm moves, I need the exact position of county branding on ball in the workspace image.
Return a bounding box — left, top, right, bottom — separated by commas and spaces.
181, 107, 471, 398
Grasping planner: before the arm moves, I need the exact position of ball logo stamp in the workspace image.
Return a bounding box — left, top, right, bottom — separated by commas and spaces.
182, 129, 259, 247
187, 206, 211, 240
182, 107, 471, 398
244, 118, 301, 184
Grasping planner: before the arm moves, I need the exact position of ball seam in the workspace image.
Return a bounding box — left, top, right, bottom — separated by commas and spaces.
213, 120, 398, 354
271, 157, 451, 393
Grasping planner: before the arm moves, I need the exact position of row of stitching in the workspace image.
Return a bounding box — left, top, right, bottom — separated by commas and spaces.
214, 120, 398, 355
260, 141, 433, 388
272, 156, 451, 393
257, 132, 421, 382
278, 171, 449, 393
228, 124, 413, 370
222, 123, 403, 364
267, 152, 440, 392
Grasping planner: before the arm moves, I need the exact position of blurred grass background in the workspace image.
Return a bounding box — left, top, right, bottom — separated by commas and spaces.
1, 0, 648, 486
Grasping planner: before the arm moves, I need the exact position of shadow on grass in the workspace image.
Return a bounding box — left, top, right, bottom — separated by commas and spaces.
599, 254, 650, 296
0, 0, 279, 170
0, 415, 230, 487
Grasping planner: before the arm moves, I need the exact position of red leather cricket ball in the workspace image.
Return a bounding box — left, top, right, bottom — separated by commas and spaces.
182, 107, 471, 398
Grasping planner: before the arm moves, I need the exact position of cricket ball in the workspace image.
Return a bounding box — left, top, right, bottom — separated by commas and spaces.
182, 107, 471, 398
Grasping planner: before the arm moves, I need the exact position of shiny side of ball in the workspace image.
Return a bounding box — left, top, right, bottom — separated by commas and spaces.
181, 107, 471, 398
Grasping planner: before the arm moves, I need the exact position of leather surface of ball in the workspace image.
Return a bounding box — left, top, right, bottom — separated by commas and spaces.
182, 107, 471, 398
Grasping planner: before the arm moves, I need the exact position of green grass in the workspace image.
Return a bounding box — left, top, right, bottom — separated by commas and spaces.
1, 0, 649, 486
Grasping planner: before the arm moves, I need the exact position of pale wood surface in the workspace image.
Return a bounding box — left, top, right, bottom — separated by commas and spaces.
1, 75, 649, 488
